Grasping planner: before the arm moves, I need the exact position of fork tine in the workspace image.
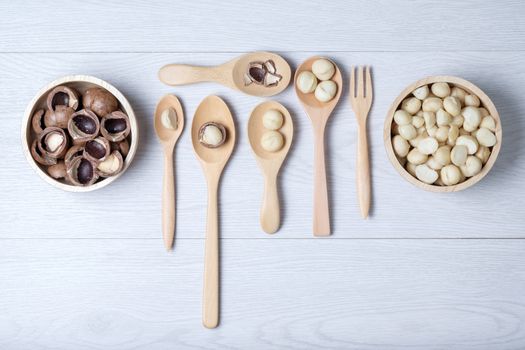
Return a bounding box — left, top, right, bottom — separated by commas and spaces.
350, 66, 355, 98
365, 66, 372, 99
357, 66, 364, 98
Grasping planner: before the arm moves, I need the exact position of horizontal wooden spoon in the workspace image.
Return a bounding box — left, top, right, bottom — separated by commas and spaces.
154, 94, 184, 251
158, 51, 291, 97
248, 101, 294, 234
191, 95, 236, 329
294, 56, 343, 237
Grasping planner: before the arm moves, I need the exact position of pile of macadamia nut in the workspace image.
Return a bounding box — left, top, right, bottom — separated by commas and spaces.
391, 82, 498, 186
296, 58, 338, 102
30, 85, 131, 186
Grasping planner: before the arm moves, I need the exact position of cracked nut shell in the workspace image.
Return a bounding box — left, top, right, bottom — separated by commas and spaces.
84, 137, 110, 162
101, 111, 130, 142
37, 127, 68, 159
66, 156, 99, 186
31, 109, 46, 134
46, 85, 80, 111
44, 105, 75, 128
111, 139, 130, 157
82, 87, 119, 117
31, 139, 57, 166
198, 122, 226, 148
96, 150, 124, 177
47, 161, 66, 179
68, 109, 100, 143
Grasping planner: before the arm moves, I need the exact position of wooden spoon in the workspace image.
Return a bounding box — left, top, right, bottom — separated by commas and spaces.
294, 56, 343, 236
247, 101, 294, 234
154, 94, 184, 251
158, 51, 291, 97
191, 95, 236, 328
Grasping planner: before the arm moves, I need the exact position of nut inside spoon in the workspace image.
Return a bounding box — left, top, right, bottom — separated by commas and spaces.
247, 101, 293, 234
294, 56, 343, 236
191, 95, 235, 329
154, 94, 184, 251
158, 51, 291, 97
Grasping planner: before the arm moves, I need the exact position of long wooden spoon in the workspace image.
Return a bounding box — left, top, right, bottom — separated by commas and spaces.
248, 101, 294, 234
158, 51, 291, 97
191, 95, 235, 328
294, 57, 342, 236
154, 94, 184, 251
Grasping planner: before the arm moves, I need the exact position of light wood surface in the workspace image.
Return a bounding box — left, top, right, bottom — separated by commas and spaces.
349, 66, 373, 218
247, 101, 293, 233
191, 96, 236, 328
295, 56, 343, 236
384, 75, 502, 192
158, 52, 291, 97
154, 95, 184, 250
21, 75, 138, 192
3, 1, 525, 348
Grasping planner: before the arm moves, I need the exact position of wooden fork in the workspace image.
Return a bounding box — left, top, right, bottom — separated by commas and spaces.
349, 66, 373, 218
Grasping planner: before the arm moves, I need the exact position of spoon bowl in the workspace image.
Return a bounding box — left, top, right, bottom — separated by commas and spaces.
159, 51, 291, 97
154, 94, 185, 251
248, 101, 294, 234
248, 101, 293, 162
192, 96, 236, 165
295, 56, 343, 114
154, 94, 184, 143
294, 56, 342, 236
191, 95, 236, 329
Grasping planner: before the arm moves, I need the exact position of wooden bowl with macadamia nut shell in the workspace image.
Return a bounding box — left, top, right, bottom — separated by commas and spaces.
384, 76, 502, 192
21, 75, 138, 192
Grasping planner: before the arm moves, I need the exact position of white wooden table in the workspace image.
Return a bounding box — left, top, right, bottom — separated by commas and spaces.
2, 1, 525, 349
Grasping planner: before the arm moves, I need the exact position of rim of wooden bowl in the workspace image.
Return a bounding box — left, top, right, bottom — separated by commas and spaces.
21, 75, 139, 192
384, 75, 502, 192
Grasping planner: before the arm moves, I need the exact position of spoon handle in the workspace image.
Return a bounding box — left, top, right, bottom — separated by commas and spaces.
261, 174, 280, 234
159, 64, 229, 87
203, 177, 220, 328
313, 125, 331, 236
162, 149, 175, 250
357, 123, 370, 218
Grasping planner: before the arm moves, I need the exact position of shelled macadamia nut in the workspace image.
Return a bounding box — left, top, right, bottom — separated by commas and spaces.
399, 124, 417, 140
297, 71, 318, 94
401, 97, 421, 115
261, 130, 284, 152
460, 156, 482, 177
314, 80, 337, 102
392, 135, 410, 157
412, 85, 429, 100
311, 59, 335, 81
415, 164, 438, 184
475, 127, 496, 147
394, 110, 412, 125
262, 109, 284, 130
431, 82, 450, 98
440, 165, 461, 185
422, 97, 443, 113
407, 148, 428, 165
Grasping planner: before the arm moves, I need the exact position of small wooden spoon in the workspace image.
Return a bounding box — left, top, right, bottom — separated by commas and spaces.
154, 94, 184, 251
294, 56, 343, 237
248, 101, 294, 234
191, 95, 236, 329
158, 51, 291, 97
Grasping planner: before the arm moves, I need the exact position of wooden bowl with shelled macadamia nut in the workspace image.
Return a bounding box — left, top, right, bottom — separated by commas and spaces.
384, 76, 501, 192
21, 75, 138, 192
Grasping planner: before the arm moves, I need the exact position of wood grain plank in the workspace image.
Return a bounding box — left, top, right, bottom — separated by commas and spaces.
1, 0, 525, 52
1, 51, 524, 239
1, 239, 525, 349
